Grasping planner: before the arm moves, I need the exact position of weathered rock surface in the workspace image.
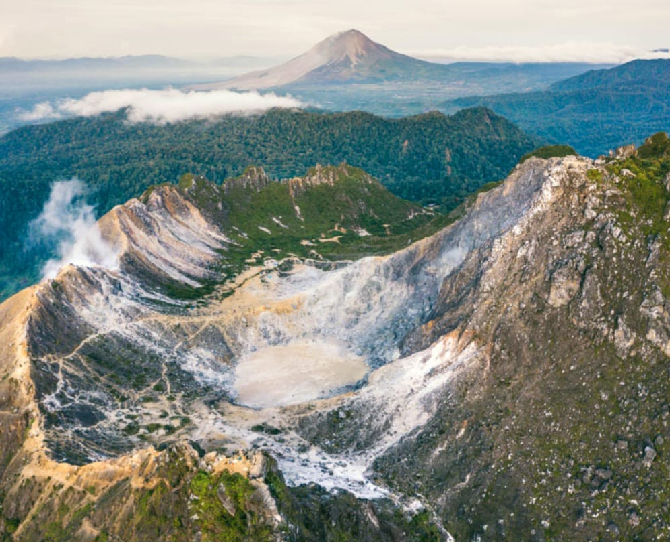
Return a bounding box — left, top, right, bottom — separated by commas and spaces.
2, 146, 670, 541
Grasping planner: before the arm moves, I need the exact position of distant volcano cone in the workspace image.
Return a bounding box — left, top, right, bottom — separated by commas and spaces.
194, 29, 438, 90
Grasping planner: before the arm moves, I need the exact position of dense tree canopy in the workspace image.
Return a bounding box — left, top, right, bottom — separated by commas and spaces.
0, 106, 537, 299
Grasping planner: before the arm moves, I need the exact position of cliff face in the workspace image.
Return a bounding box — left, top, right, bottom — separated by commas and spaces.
1, 142, 670, 541
372, 148, 670, 540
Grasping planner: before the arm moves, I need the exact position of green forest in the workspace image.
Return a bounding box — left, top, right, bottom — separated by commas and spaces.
0, 106, 538, 300
444, 60, 670, 157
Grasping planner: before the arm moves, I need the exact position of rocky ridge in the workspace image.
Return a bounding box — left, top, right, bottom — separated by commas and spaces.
1, 136, 670, 540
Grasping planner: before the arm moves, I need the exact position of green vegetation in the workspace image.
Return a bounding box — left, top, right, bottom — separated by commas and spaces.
586, 168, 603, 182
264, 465, 442, 542
638, 131, 670, 159
520, 144, 577, 162
188, 470, 271, 542
250, 423, 283, 435
605, 132, 670, 239
0, 106, 537, 301
445, 59, 670, 158
181, 164, 452, 289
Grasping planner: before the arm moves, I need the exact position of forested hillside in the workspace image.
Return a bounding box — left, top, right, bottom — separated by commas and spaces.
444, 59, 670, 157
0, 106, 537, 300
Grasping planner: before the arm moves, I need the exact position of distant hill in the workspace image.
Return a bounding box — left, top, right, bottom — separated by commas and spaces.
0, 55, 194, 73
443, 59, 670, 156
0, 107, 538, 300
196, 29, 610, 92
0, 54, 280, 134
0, 54, 278, 74
549, 58, 670, 91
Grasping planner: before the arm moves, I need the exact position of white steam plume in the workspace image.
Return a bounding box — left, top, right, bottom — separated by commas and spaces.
30, 179, 119, 280
18, 88, 303, 124
413, 42, 670, 64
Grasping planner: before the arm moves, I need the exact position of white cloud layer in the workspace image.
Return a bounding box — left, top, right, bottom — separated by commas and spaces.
18, 102, 59, 121
1, 0, 669, 60
29, 179, 119, 280
18, 88, 303, 123
414, 42, 670, 64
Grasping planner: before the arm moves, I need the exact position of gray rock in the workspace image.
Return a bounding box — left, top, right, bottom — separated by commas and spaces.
629, 511, 641, 527
548, 264, 582, 308
595, 468, 613, 480
611, 144, 637, 159
217, 483, 237, 516
643, 446, 657, 468
614, 317, 635, 357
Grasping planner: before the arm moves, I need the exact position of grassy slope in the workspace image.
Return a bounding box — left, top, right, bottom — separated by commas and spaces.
164, 165, 453, 300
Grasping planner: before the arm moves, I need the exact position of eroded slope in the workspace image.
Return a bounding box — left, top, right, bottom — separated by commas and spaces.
2, 137, 670, 541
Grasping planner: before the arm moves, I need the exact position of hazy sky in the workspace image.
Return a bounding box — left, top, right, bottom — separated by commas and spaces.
1, 0, 669, 61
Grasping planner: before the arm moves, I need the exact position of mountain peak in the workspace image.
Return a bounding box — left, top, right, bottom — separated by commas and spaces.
314, 29, 386, 66
195, 29, 432, 91
326, 29, 374, 48
330, 28, 369, 42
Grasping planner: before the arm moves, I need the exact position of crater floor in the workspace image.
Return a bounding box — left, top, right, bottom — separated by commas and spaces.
232, 339, 367, 408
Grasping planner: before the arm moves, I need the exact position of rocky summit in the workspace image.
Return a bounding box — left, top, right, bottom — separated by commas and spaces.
1, 134, 670, 541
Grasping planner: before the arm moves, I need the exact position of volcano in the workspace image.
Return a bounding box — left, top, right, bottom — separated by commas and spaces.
197, 29, 446, 90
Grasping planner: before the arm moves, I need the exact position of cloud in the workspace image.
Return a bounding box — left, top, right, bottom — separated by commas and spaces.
17, 102, 60, 122
29, 179, 119, 280
412, 42, 670, 64
18, 88, 303, 124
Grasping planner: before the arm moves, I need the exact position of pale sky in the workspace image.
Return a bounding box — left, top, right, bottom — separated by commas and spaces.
1, 0, 669, 62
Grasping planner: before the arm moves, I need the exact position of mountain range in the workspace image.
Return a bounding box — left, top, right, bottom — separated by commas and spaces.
196, 29, 610, 92
0, 106, 538, 302
2, 25, 670, 542
445, 59, 670, 156
1, 132, 669, 541
0, 30, 613, 136
0, 55, 278, 75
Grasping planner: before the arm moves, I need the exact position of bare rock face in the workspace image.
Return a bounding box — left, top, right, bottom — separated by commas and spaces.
547, 260, 583, 307
610, 144, 637, 159
216, 483, 237, 516
2, 151, 670, 541
287, 163, 372, 195
222, 166, 272, 193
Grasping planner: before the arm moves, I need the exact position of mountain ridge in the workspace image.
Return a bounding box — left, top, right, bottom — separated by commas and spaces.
0, 106, 539, 301
3, 137, 670, 540
550, 58, 670, 91
444, 59, 670, 156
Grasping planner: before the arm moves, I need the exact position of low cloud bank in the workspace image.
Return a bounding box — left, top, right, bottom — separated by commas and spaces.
414, 42, 670, 64
29, 179, 119, 280
18, 88, 303, 123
